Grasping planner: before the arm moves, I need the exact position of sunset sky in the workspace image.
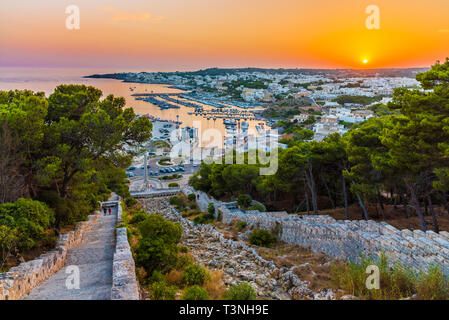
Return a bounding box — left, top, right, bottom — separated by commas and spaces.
1, 0, 449, 71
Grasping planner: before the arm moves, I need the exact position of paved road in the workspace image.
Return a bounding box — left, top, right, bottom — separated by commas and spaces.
129, 155, 200, 178
23, 207, 117, 300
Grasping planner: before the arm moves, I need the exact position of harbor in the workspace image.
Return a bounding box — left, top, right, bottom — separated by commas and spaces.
131, 91, 269, 148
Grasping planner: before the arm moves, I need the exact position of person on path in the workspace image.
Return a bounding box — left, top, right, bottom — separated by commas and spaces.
108, 207, 112, 216
103, 207, 107, 216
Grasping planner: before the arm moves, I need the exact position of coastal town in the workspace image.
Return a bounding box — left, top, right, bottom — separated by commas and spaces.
90, 67, 424, 149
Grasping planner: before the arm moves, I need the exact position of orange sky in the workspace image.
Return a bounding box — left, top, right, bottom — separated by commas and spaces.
1, 0, 448, 70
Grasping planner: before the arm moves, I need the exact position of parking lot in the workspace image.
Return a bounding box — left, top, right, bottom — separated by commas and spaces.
125, 156, 200, 179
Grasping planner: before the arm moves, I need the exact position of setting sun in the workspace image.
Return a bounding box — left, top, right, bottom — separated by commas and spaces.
363, 59, 369, 64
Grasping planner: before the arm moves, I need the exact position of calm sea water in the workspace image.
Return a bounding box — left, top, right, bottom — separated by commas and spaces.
0, 67, 266, 147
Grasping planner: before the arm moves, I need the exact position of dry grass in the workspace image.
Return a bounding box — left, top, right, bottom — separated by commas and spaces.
203, 269, 226, 300
258, 243, 346, 296
166, 269, 184, 287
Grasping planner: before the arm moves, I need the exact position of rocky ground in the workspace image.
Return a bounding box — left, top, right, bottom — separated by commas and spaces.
141, 198, 348, 300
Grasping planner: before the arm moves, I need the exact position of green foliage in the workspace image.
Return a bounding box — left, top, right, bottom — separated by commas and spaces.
159, 174, 182, 181
237, 194, 252, 208
129, 210, 148, 225
150, 280, 177, 300
149, 270, 165, 284
125, 197, 138, 208
188, 193, 197, 202
0, 86, 152, 232
249, 229, 277, 247
0, 225, 18, 270
192, 213, 215, 225
332, 253, 449, 300
207, 203, 215, 216
332, 95, 384, 106
176, 254, 194, 270
0, 198, 54, 251
416, 265, 449, 300
223, 282, 257, 300
248, 202, 266, 212
183, 264, 209, 286
236, 221, 247, 231
182, 286, 210, 300
135, 214, 182, 274
169, 196, 185, 211
168, 183, 179, 188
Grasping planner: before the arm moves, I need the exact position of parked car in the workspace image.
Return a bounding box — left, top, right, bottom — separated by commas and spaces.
127, 166, 136, 171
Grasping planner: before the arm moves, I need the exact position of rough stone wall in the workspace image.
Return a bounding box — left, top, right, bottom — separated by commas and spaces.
220, 206, 449, 274
111, 201, 140, 300
0, 212, 100, 300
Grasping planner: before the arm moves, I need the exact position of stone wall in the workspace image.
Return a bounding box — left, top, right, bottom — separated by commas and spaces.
111, 201, 140, 300
182, 187, 449, 274
220, 207, 449, 274
0, 212, 100, 300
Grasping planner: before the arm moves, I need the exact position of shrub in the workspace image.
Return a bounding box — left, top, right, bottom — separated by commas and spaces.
0, 225, 18, 270
139, 214, 182, 243
179, 246, 189, 253
249, 230, 277, 247
168, 183, 179, 188
207, 203, 215, 216
149, 270, 165, 284
176, 254, 194, 270
166, 269, 184, 286
150, 280, 177, 300
0, 198, 54, 251
182, 286, 210, 300
135, 237, 179, 274
129, 211, 148, 225
125, 197, 138, 208
236, 221, 247, 231
193, 213, 215, 225
248, 202, 266, 212
135, 214, 182, 273
223, 282, 257, 300
237, 194, 252, 208
188, 194, 196, 202
169, 196, 185, 210
183, 264, 209, 286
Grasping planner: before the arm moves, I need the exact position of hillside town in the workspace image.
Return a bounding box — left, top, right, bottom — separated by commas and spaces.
91, 68, 422, 143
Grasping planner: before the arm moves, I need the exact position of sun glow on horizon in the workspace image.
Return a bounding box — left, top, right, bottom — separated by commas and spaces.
1, 1, 449, 69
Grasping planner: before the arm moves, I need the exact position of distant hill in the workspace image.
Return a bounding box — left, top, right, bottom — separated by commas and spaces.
86, 67, 429, 80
